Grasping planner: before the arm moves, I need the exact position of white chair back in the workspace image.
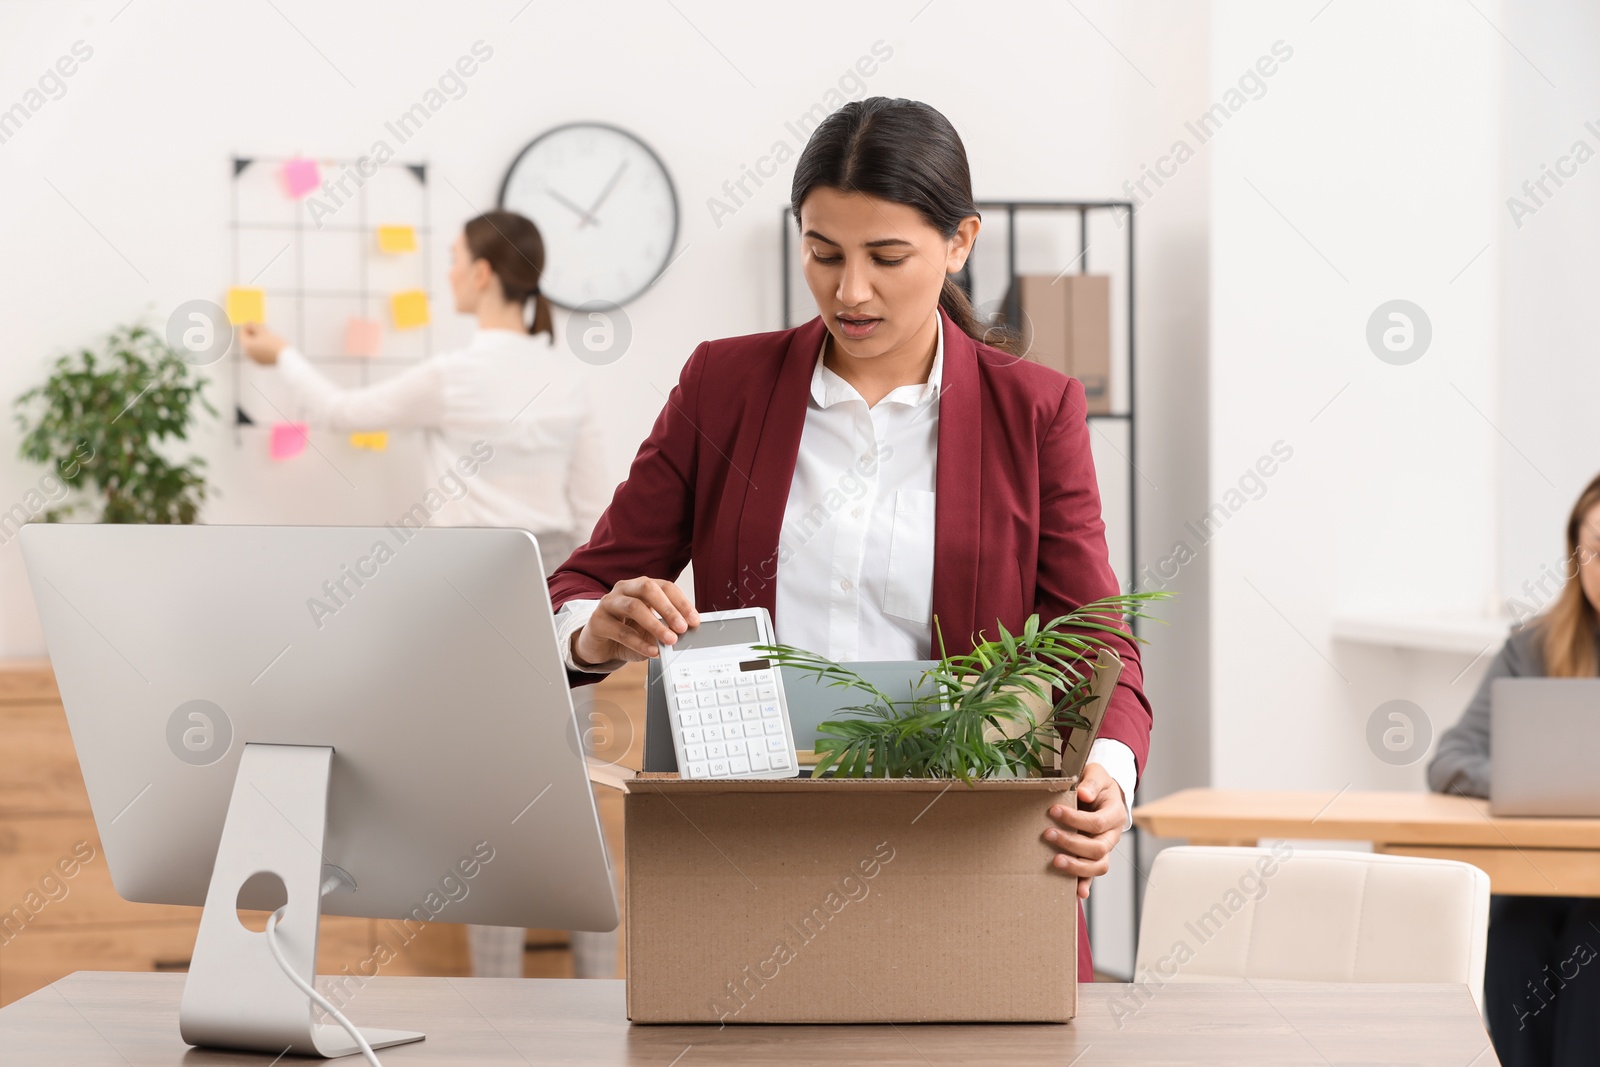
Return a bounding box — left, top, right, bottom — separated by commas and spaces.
1134, 846, 1490, 1012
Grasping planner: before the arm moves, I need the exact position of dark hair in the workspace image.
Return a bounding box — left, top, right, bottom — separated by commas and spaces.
789, 97, 1012, 352
463, 209, 553, 340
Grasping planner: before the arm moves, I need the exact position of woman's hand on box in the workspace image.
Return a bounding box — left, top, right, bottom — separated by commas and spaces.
1043, 763, 1126, 900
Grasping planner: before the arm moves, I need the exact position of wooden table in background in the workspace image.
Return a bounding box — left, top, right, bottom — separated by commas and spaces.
0, 972, 1496, 1066
1134, 788, 1600, 896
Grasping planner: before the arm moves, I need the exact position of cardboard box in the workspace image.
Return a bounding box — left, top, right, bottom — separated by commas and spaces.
1003, 274, 1112, 415
615, 649, 1121, 1024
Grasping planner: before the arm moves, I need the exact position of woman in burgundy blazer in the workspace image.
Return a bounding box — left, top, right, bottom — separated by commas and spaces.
549, 98, 1152, 981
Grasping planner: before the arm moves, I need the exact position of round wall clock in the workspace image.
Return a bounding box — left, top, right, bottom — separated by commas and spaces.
498, 122, 679, 309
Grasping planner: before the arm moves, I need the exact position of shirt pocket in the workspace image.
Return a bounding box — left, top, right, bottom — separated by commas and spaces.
881, 488, 937, 625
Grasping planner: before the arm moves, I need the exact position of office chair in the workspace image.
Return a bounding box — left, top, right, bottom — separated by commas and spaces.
1134, 846, 1490, 1013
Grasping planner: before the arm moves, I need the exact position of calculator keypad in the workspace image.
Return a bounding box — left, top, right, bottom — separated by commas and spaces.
668, 661, 796, 779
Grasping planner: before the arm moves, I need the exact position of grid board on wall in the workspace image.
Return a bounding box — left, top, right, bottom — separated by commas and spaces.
227, 154, 433, 440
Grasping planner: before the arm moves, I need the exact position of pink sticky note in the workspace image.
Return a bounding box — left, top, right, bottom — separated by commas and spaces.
344, 317, 383, 358
283, 157, 320, 199
270, 422, 309, 460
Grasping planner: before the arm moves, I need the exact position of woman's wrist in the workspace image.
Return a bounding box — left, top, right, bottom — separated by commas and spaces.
569, 623, 626, 673
569, 626, 602, 670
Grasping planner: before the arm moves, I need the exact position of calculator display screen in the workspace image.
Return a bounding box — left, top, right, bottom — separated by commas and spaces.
672, 616, 762, 651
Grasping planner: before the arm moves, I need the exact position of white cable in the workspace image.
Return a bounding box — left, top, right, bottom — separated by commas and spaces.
263, 905, 383, 1067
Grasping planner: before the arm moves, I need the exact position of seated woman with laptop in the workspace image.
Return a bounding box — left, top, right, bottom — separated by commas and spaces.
1429, 472, 1600, 1067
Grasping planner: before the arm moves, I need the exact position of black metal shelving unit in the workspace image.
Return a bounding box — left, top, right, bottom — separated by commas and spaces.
780, 199, 1145, 973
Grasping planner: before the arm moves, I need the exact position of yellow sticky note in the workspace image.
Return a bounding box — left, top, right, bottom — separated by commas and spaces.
390, 290, 430, 330
226, 287, 265, 325
376, 225, 417, 254
349, 431, 389, 451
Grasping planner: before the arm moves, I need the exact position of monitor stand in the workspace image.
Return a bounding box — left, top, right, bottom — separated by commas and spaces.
179, 743, 425, 1058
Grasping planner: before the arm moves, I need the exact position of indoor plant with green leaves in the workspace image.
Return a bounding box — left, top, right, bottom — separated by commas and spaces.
754, 590, 1172, 782
15, 322, 216, 523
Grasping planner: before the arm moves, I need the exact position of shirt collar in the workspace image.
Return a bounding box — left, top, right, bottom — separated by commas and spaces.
810, 309, 945, 409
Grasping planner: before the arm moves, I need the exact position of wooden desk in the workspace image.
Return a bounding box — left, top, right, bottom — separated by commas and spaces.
1134, 788, 1600, 896
0, 972, 1495, 1065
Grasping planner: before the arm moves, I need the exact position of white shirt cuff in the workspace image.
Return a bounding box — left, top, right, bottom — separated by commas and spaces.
1086, 737, 1138, 833
554, 599, 625, 674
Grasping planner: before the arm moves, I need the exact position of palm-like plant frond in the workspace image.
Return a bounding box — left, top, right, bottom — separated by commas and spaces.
754, 590, 1173, 782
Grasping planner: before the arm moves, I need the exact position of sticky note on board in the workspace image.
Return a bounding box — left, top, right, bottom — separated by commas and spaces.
270, 422, 309, 460
348, 431, 388, 451
226, 287, 265, 325
376, 225, 417, 254
344, 317, 383, 358
390, 290, 430, 330
283, 157, 320, 199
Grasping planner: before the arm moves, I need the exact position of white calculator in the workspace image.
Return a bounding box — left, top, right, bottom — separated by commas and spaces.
657, 607, 799, 780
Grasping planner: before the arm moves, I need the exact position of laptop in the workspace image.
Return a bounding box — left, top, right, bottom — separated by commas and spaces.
1490, 677, 1600, 816
644, 658, 938, 774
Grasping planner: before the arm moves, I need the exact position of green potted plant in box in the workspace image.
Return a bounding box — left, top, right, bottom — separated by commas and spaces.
14, 322, 216, 524
754, 590, 1172, 782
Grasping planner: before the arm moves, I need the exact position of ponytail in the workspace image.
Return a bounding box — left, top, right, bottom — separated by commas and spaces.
524, 289, 553, 340
939, 275, 1020, 354
463, 210, 555, 342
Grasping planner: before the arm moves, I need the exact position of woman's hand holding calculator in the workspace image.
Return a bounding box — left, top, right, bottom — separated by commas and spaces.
571, 576, 700, 668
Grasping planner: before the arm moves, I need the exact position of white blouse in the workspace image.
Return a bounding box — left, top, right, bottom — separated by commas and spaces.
274, 328, 610, 537
771, 315, 944, 661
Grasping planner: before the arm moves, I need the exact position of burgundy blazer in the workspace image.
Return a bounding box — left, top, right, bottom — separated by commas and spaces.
549, 314, 1153, 982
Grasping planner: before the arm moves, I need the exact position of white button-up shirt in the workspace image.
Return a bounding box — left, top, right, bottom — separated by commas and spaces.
555, 312, 1138, 812
275, 329, 609, 537
772, 317, 943, 661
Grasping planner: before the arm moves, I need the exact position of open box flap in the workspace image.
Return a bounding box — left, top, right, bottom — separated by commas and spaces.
586, 758, 636, 792
1057, 646, 1123, 781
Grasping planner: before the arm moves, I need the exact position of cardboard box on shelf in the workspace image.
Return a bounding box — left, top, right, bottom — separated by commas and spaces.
1002, 274, 1112, 415
611, 648, 1121, 1025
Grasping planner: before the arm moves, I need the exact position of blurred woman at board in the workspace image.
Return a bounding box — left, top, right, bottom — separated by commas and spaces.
1429, 472, 1600, 1067
239, 209, 616, 980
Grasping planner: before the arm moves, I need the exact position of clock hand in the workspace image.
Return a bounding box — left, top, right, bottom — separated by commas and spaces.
580, 160, 631, 228
545, 186, 597, 226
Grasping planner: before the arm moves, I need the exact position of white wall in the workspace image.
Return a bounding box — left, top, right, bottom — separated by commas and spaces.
1209, 0, 1504, 792
1498, 0, 1600, 603
0, 1, 1214, 976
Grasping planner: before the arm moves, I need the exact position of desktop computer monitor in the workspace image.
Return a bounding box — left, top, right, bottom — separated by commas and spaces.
19, 523, 617, 1060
